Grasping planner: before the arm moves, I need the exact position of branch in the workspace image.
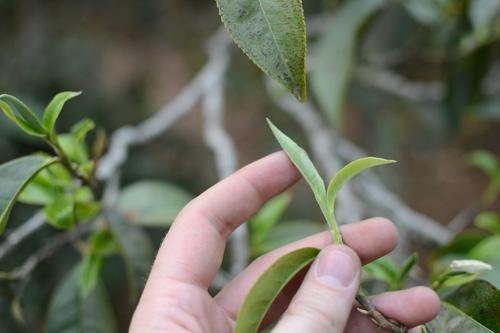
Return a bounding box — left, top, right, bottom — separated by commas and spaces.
201, 34, 248, 276
0, 211, 45, 261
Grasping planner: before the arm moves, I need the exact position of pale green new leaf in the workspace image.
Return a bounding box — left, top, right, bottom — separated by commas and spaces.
234, 247, 319, 333
46, 264, 117, 333
474, 212, 500, 233
326, 157, 395, 238
116, 181, 192, 227
468, 235, 500, 261
426, 302, 494, 332
71, 118, 95, 143
311, 0, 384, 127
45, 195, 76, 230
0, 155, 55, 233
107, 211, 154, 299
267, 119, 328, 221
0, 95, 47, 136
42, 91, 81, 138
216, 0, 307, 101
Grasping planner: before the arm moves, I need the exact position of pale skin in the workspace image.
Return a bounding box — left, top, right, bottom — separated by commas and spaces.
130, 151, 441, 332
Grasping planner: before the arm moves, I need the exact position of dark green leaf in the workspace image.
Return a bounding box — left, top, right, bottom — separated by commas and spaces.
426, 302, 493, 332
445, 280, 500, 332
234, 247, 319, 333
0, 155, 55, 233
252, 220, 325, 256
250, 192, 293, 248
116, 180, 192, 227
46, 264, 117, 333
107, 211, 154, 299
216, 0, 307, 101
474, 212, 500, 233
0, 95, 47, 136
267, 119, 328, 222
311, 0, 384, 126
42, 91, 81, 138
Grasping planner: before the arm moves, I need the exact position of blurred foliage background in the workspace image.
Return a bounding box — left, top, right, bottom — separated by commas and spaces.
1, 0, 500, 331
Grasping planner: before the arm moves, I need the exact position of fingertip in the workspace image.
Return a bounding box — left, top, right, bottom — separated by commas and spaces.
411, 286, 441, 322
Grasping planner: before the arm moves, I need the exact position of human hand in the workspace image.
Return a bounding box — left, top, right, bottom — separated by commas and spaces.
130, 151, 440, 332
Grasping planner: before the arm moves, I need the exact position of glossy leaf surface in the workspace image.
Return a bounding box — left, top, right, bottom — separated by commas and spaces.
216, 0, 307, 100
0, 155, 55, 233
234, 247, 319, 333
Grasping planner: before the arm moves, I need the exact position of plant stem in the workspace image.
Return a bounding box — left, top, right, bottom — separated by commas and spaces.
356, 292, 408, 333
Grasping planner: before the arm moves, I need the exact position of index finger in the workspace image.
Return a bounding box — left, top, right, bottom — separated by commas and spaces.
146, 151, 301, 290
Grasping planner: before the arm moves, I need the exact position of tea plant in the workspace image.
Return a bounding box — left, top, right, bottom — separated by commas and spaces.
0, 93, 192, 331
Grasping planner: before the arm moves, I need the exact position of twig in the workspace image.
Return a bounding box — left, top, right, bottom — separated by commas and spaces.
201, 33, 248, 276
0, 211, 45, 261
4, 222, 92, 281
355, 65, 444, 103
356, 294, 407, 333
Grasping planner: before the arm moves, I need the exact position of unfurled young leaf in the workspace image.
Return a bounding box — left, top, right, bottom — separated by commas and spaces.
45, 194, 76, 230
42, 91, 81, 140
311, 0, 384, 127
234, 247, 320, 333
0, 94, 47, 137
0, 155, 56, 233
326, 157, 395, 239
267, 119, 329, 222
216, 0, 307, 101
71, 118, 95, 144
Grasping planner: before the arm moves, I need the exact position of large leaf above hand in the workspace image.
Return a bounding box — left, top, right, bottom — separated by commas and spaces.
0, 155, 55, 233
216, 0, 307, 101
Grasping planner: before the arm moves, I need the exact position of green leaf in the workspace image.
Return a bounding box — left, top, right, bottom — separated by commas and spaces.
311, 0, 384, 127
267, 119, 328, 223
0, 94, 47, 136
216, 0, 307, 101
107, 211, 154, 299
79, 254, 103, 297
250, 192, 293, 248
468, 235, 500, 261
363, 257, 398, 287
326, 157, 395, 240
234, 247, 319, 333
46, 264, 117, 333
45, 195, 76, 230
0, 155, 55, 233
469, 150, 499, 177
87, 229, 120, 257
474, 212, 500, 233
426, 302, 494, 332
445, 280, 500, 331
42, 91, 81, 138
252, 220, 325, 256
71, 118, 95, 144
58, 134, 89, 164
116, 181, 192, 227
396, 253, 418, 286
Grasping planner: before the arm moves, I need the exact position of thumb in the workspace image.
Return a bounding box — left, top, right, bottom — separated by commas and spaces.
272, 245, 361, 333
